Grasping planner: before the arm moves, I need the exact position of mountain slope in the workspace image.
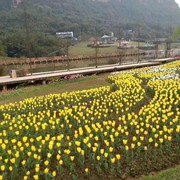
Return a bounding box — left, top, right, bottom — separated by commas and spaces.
0, 0, 180, 38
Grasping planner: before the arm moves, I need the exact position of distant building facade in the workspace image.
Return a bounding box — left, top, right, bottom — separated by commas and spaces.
101, 32, 117, 44
12, 0, 22, 7
119, 41, 133, 49
56, 32, 74, 39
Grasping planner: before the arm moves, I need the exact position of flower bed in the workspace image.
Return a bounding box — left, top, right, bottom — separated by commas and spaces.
0, 60, 179, 179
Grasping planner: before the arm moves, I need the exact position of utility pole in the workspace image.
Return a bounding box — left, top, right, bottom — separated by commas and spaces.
137, 25, 140, 63
118, 27, 123, 65
118, 39, 122, 65
154, 41, 159, 59
137, 0, 141, 63
22, 1, 32, 75
66, 38, 70, 70
165, 39, 171, 58
94, 38, 99, 68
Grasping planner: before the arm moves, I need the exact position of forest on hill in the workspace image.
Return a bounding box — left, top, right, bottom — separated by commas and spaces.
0, 0, 180, 57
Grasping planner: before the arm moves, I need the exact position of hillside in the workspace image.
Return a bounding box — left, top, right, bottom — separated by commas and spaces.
0, 0, 180, 58
0, 0, 180, 38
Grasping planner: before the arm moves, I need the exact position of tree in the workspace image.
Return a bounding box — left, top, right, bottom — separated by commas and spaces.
173, 27, 180, 40
0, 40, 5, 56
3, 33, 26, 57
117, 27, 124, 65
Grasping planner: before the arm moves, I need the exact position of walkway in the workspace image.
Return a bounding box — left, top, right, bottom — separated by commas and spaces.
0, 57, 178, 91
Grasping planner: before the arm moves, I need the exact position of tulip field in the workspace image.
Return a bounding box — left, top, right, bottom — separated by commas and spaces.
0, 60, 180, 179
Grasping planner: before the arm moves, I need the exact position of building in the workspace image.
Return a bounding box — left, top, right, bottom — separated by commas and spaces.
12, 0, 22, 7
56, 32, 74, 39
119, 41, 133, 49
101, 32, 117, 44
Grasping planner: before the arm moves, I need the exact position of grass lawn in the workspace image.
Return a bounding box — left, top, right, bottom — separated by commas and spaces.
70, 42, 119, 56
140, 165, 180, 180
0, 73, 110, 105
0, 56, 13, 59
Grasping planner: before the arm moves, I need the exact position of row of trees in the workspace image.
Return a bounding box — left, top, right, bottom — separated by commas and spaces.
0, 27, 179, 58
0, 32, 68, 58
0, 0, 70, 58
173, 27, 180, 40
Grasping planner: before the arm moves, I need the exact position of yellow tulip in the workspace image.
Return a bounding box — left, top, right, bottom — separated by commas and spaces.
125, 145, 129, 150
100, 149, 104, 154
155, 143, 159, 148
132, 136, 137, 141
24, 176, 28, 180
159, 138, 164, 144
9, 166, 13, 171
104, 153, 108, 158
75, 141, 81, 146
70, 156, 75, 161
10, 158, 16, 164
85, 168, 89, 173
0, 165, 5, 171
96, 156, 100, 161
44, 160, 49, 166
111, 158, 116, 164
109, 147, 114, 152
21, 160, 26, 166
33, 175, 39, 180
59, 160, 63, 165
131, 143, 135, 149
123, 139, 128, 145
52, 171, 56, 177
44, 168, 49, 173
116, 154, 121, 160
149, 138, 153, 143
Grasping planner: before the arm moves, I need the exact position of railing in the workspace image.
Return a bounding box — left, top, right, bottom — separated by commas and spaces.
0, 52, 149, 66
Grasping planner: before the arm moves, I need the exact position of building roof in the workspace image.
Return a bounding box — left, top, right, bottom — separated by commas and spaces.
101, 35, 111, 39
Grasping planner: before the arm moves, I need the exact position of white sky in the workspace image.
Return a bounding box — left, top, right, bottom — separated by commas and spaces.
175, 0, 180, 7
